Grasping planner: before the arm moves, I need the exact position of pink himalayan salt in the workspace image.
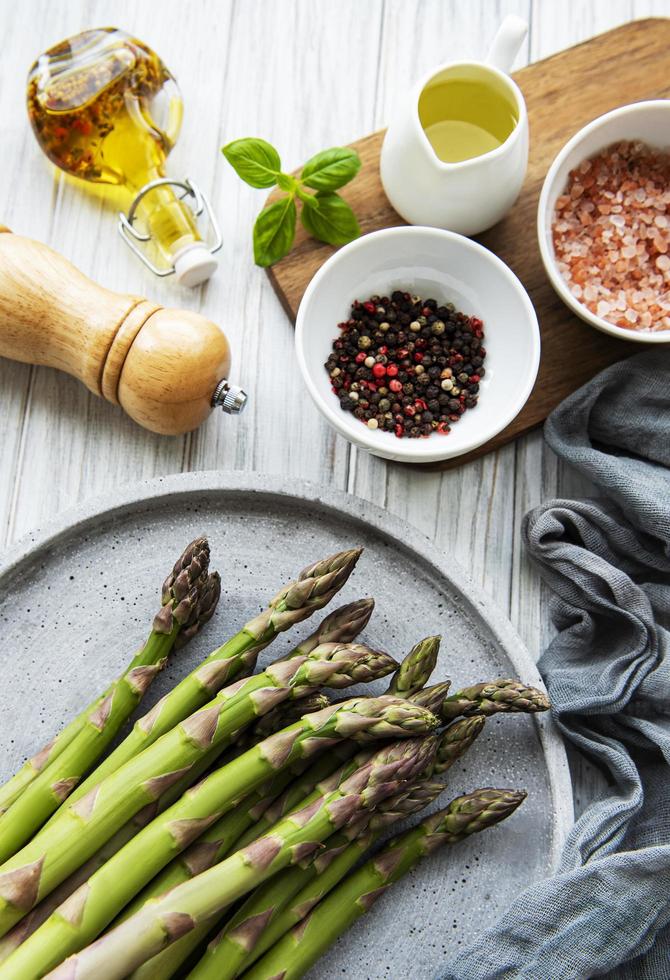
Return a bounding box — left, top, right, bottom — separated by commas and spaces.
552, 140, 670, 332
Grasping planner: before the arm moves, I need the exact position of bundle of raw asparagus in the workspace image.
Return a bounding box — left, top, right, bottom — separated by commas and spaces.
0, 536, 549, 980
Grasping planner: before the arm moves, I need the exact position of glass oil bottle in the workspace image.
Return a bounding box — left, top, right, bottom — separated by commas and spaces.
27, 27, 220, 286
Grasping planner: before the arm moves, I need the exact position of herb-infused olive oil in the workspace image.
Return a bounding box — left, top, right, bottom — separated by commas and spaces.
418, 77, 518, 163
26, 28, 204, 274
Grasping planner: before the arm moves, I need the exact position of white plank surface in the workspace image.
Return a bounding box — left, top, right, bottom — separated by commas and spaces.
1, 0, 662, 813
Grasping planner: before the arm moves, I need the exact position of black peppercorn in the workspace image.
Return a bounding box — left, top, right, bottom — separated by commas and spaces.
326, 293, 486, 440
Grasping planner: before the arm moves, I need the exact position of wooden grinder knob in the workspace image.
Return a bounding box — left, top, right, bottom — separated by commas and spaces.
0, 228, 245, 435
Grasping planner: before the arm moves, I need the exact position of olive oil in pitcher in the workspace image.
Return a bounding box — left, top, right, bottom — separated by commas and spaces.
418, 76, 519, 164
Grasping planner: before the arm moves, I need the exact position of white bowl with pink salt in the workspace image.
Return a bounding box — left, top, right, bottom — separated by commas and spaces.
538, 100, 670, 343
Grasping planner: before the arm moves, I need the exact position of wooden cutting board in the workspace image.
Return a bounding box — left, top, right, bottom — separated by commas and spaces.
267, 18, 670, 469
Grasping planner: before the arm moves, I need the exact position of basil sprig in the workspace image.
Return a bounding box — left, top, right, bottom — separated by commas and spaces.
222, 137, 361, 267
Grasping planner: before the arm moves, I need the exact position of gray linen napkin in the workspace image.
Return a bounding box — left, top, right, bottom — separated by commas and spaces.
442, 349, 670, 980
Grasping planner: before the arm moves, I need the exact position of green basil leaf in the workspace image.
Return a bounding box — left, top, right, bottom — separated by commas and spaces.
301, 192, 360, 246
222, 138, 282, 188
301, 148, 361, 190
253, 196, 297, 266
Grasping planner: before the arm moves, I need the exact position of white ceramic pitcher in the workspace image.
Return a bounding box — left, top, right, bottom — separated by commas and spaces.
380, 16, 529, 236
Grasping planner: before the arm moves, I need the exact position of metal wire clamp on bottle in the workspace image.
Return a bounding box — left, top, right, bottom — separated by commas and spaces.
118, 177, 222, 283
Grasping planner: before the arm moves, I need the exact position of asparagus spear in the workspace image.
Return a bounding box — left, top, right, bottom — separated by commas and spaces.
42, 736, 437, 980
0, 697, 437, 974
111, 636, 440, 970
233, 627, 439, 854
122, 750, 381, 980
237, 599, 372, 752
432, 716, 486, 773
124, 700, 340, 910
234, 637, 440, 855
243, 787, 527, 980
408, 681, 452, 713
284, 598, 374, 658
40, 646, 439, 979
250, 693, 331, 740
83, 595, 361, 855
187, 716, 485, 980
48, 636, 434, 978
440, 679, 551, 720
0, 551, 218, 863
116, 762, 313, 930
188, 784, 444, 980
237, 637, 440, 854
0, 736, 226, 966
0, 641, 397, 939
118, 740, 356, 960
387, 636, 440, 698
0, 536, 211, 818
65, 549, 363, 808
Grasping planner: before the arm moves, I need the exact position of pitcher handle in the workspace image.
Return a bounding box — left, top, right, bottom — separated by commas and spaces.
486, 15, 528, 74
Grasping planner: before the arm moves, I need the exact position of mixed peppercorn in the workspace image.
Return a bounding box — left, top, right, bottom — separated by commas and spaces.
325, 291, 486, 438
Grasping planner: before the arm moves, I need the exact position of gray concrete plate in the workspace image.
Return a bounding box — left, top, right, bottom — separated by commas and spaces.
0, 473, 572, 978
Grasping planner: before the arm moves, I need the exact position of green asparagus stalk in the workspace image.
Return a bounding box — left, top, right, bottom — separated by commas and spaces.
0, 642, 398, 940
188, 780, 446, 980
132, 635, 445, 956
39, 635, 431, 978
237, 638, 441, 854
122, 740, 357, 953
243, 787, 527, 980
0, 536, 211, 818
283, 598, 374, 658
387, 636, 440, 698
250, 693, 331, 740
64, 549, 363, 809
186, 715, 485, 980
116, 763, 313, 929
90, 644, 448, 980
0, 548, 218, 863
142, 599, 362, 822
240, 628, 449, 847
0, 735, 226, 966
233, 744, 358, 854
137, 745, 374, 919
256, 640, 442, 822
408, 681, 452, 713
0, 697, 437, 974
440, 679, 551, 720
42, 736, 437, 980
231, 600, 371, 755
121, 751, 371, 980
230, 628, 438, 858
431, 716, 486, 773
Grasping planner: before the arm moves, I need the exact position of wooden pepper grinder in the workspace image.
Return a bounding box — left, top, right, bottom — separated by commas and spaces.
0, 227, 247, 435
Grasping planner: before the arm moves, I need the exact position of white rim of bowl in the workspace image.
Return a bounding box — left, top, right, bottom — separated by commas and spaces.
295, 226, 541, 463
537, 100, 670, 344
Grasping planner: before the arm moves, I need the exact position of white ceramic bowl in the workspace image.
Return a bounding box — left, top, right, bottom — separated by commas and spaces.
538, 100, 670, 344
295, 226, 540, 463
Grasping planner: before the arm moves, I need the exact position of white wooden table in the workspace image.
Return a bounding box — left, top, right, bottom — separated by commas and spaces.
3, 0, 663, 815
